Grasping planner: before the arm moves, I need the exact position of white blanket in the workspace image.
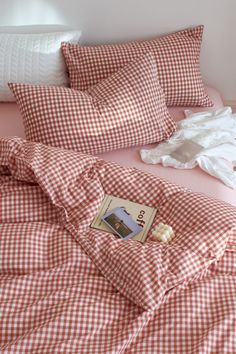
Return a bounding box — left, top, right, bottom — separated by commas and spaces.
141, 107, 236, 189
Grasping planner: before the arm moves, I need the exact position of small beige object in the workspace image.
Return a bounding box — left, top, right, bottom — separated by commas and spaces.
152, 223, 174, 242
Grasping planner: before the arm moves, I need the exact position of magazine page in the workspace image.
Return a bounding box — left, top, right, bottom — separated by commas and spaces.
91, 195, 157, 242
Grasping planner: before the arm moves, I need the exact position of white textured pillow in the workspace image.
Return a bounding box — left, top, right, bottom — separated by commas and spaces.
0, 30, 81, 101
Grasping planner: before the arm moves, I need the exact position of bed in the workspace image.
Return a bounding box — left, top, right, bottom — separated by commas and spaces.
1, 87, 236, 353
1, 26, 236, 353
1, 87, 235, 206
0, 135, 236, 353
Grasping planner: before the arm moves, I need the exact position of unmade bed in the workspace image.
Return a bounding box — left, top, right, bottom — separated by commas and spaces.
1, 87, 235, 206
0, 24, 236, 353
0, 136, 235, 353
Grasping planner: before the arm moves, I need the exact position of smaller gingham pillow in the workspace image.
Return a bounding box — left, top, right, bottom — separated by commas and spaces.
61, 26, 213, 107
9, 52, 176, 155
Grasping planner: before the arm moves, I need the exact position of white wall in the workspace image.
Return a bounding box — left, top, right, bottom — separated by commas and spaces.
0, 0, 235, 101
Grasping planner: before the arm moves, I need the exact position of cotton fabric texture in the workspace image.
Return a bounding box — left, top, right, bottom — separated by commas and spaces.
0, 30, 81, 101
1, 136, 235, 353
9, 53, 176, 155
62, 25, 213, 107
141, 107, 236, 188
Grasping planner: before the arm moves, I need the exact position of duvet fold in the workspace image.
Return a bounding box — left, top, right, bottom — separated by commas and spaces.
1, 137, 235, 312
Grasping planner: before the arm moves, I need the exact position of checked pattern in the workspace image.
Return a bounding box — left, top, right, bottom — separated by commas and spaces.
62, 25, 213, 107
9, 53, 176, 155
0, 137, 235, 353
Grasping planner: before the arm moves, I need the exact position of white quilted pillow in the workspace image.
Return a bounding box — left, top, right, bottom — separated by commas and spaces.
0, 30, 81, 101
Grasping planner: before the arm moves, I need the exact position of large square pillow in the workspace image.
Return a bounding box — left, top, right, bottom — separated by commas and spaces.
61, 25, 213, 107
9, 52, 176, 155
0, 28, 81, 101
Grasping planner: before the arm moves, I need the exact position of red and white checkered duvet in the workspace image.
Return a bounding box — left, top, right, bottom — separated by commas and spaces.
1, 137, 236, 353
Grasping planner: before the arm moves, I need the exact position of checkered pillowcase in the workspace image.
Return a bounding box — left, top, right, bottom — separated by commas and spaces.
61, 25, 213, 107
9, 52, 176, 155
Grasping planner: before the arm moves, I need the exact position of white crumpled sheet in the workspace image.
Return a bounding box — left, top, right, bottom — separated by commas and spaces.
141, 107, 236, 189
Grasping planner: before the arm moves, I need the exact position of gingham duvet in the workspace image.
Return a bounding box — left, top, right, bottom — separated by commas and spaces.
1, 137, 235, 353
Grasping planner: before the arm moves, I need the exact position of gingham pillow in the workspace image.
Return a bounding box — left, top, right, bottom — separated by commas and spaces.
61, 25, 213, 107
9, 52, 176, 155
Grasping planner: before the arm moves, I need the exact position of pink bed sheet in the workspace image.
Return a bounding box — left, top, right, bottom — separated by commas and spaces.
1, 86, 235, 206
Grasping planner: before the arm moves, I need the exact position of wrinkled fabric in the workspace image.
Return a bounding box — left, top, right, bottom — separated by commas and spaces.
141, 107, 236, 188
1, 137, 236, 353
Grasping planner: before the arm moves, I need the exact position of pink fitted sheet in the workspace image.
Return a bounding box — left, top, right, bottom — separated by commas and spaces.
1, 86, 235, 206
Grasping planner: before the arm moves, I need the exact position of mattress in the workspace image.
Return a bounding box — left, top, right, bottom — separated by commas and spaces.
1, 86, 235, 206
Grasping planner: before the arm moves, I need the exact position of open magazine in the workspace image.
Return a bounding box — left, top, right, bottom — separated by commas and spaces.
91, 195, 157, 242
